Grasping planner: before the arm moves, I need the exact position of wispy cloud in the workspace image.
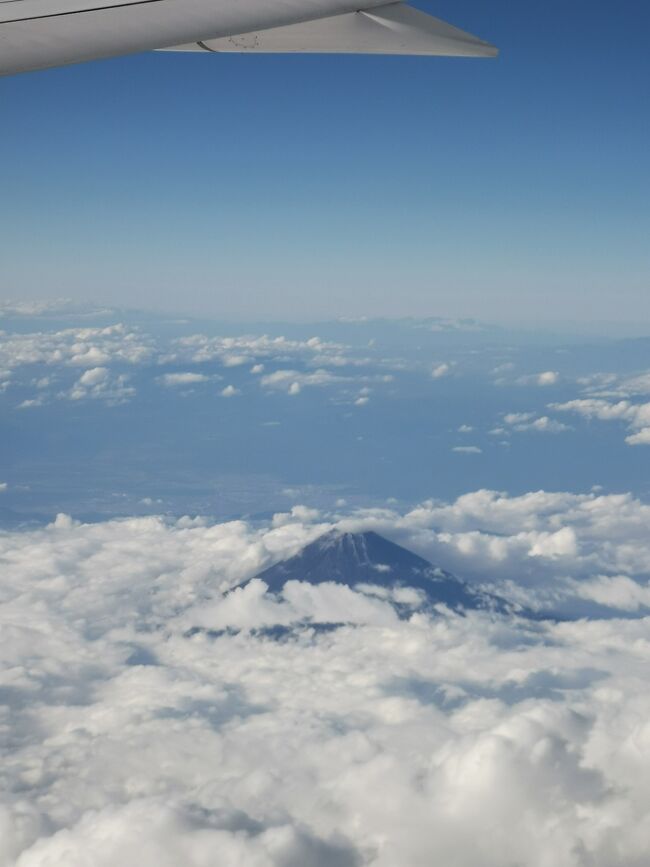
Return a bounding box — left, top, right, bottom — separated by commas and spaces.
158, 372, 211, 387
501, 412, 570, 434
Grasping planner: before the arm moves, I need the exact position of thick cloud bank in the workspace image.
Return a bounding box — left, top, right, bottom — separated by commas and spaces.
2, 494, 650, 866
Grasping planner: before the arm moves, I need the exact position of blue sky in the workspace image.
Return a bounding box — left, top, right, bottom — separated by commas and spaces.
1, 0, 648, 323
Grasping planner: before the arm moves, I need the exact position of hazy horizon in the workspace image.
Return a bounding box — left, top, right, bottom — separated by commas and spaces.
4, 296, 650, 339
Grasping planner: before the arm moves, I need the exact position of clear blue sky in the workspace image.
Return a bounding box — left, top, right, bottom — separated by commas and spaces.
1, 0, 648, 324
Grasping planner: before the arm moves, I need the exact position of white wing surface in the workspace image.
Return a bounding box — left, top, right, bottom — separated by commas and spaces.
163, 4, 498, 58
0, 0, 497, 76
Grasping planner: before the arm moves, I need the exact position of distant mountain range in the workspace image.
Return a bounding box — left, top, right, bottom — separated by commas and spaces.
250, 529, 513, 615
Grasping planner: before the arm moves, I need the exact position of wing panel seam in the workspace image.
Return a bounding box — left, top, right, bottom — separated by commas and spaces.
0, 0, 163, 25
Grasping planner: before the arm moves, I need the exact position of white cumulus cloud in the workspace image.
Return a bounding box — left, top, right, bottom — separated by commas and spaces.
0, 323, 153, 371
260, 369, 343, 394
625, 428, 650, 446
67, 367, 135, 405
536, 370, 559, 385
553, 398, 650, 446
431, 362, 451, 379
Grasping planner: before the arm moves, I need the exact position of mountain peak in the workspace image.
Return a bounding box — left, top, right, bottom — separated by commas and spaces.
251, 529, 510, 613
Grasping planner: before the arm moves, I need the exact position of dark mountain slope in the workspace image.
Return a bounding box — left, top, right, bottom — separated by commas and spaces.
251, 529, 512, 614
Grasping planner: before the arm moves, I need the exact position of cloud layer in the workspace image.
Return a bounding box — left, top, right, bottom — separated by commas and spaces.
2, 493, 650, 866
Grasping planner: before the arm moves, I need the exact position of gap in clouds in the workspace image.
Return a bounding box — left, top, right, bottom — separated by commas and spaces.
1, 305, 650, 526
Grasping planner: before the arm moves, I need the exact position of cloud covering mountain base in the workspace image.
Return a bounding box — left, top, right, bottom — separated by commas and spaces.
2, 494, 650, 866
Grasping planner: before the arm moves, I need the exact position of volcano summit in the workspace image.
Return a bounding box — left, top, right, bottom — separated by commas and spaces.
250, 529, 512, 615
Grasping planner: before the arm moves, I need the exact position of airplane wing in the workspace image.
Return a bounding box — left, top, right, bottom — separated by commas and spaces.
161, 5, 498, 59
0, 0, 497, 76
